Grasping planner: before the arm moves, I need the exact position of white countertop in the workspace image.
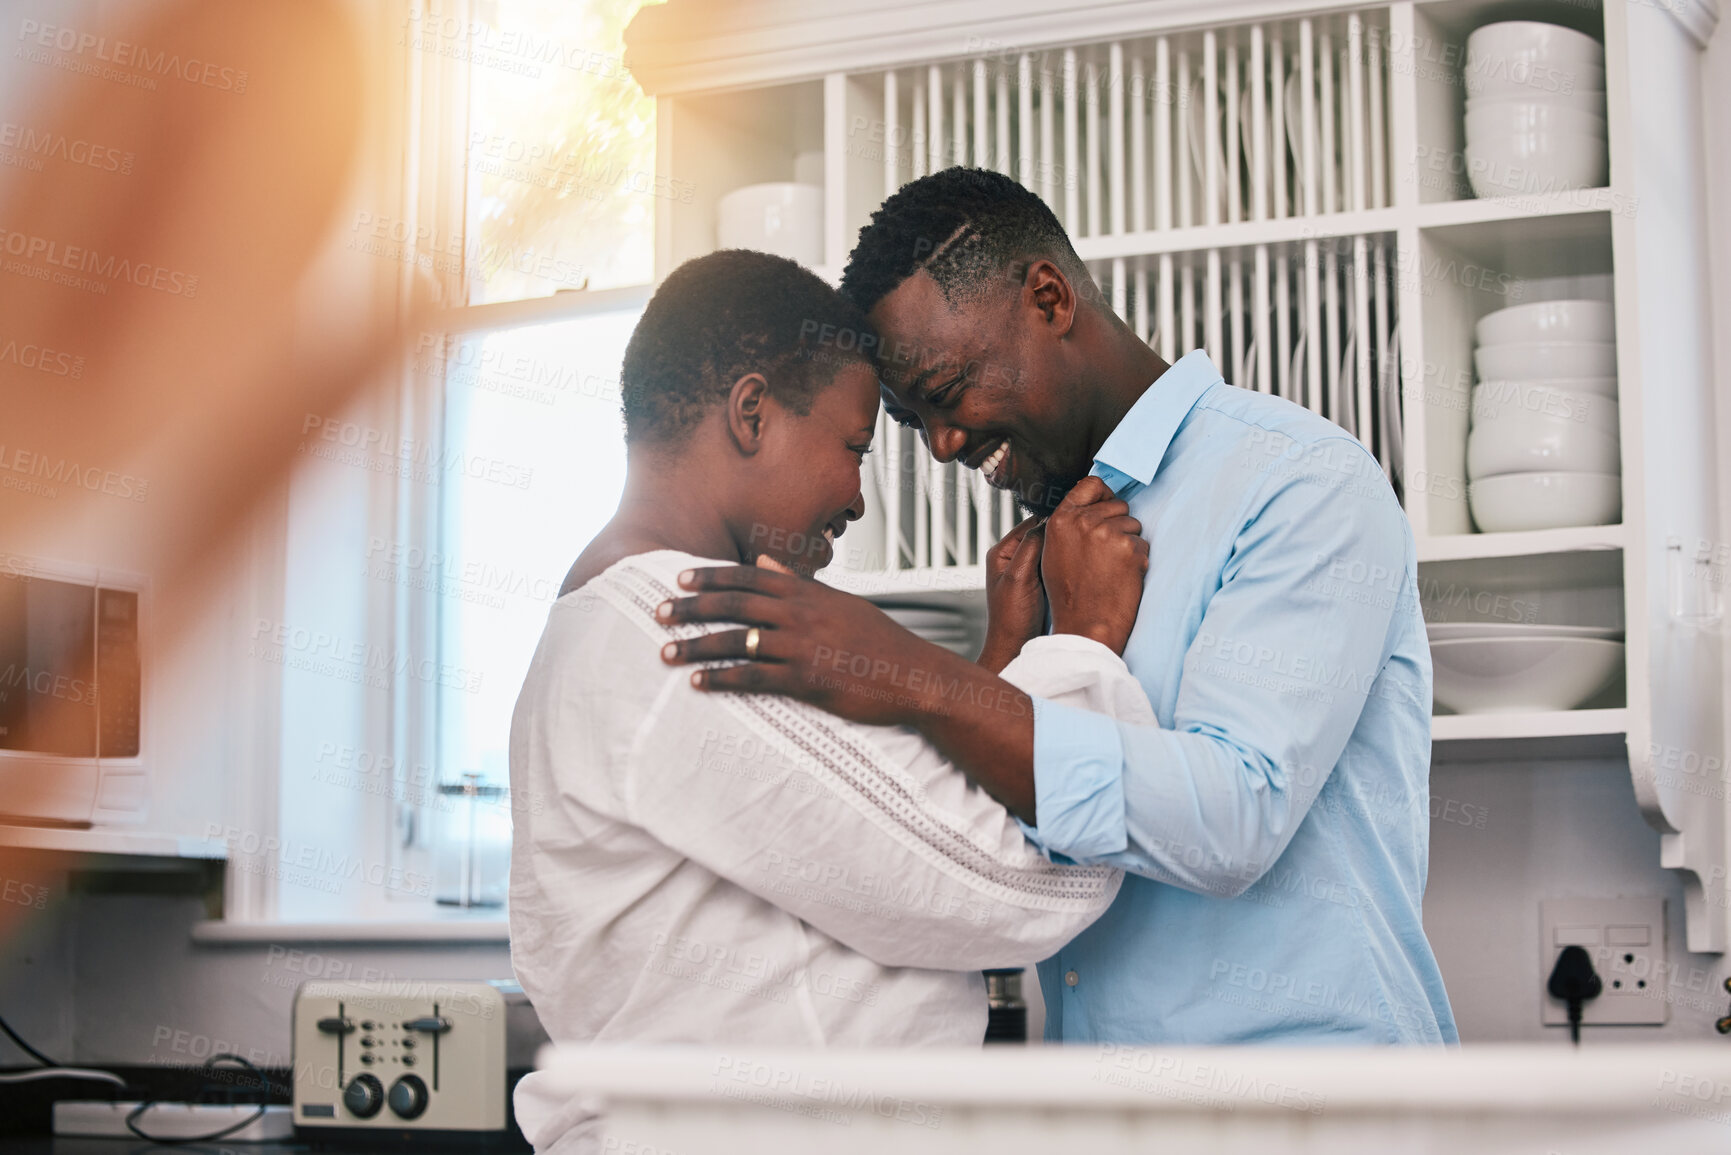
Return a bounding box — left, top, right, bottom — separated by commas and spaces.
535, 1043, 1731, 1154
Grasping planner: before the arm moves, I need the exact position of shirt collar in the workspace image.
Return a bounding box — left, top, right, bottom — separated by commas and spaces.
1089, 349, 1223, 495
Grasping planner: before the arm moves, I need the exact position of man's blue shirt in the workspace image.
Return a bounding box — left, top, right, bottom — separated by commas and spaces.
1022, 349, 1458, 1045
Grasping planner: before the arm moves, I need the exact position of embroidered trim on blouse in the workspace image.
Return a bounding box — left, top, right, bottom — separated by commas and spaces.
591, 557, 1116, 911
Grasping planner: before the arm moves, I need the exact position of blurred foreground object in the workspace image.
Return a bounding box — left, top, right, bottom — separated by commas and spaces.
0, 0, 408, 904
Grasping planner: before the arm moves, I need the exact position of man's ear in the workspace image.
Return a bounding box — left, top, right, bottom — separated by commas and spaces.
1025, 258, 1078, 338
725, 373, 772, 454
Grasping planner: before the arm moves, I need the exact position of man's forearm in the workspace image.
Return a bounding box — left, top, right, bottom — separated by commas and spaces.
896, 647, 1037, 824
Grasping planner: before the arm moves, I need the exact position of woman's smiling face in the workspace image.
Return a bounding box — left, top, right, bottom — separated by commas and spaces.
737, 360, 879, 574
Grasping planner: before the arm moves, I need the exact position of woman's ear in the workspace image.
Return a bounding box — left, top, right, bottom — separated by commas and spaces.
725, 373, 773, 455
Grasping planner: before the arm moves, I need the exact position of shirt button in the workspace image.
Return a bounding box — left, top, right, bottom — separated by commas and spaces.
1065, 970, 1080, 987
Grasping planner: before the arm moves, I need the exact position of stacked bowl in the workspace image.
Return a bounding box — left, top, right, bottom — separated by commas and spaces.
1467, 299, 1620, 533
1428, 621, 1624, 714
1463, 22, 1607, 199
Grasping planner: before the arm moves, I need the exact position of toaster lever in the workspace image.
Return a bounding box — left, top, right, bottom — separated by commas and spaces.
316, 1016, 356, 1035
402, 1016, 452, 1034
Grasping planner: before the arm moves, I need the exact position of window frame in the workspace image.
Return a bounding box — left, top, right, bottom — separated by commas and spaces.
221, 0, 657, 930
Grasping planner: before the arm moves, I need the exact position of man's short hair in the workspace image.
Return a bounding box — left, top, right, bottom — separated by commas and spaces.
621, 249, 875, 445
839, 166, 1092, 315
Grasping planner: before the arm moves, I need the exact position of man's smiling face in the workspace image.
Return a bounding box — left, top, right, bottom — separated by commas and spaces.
867, 264, 1096, 515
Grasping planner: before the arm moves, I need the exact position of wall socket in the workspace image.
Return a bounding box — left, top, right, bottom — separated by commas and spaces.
1540, 897, 1667, 1027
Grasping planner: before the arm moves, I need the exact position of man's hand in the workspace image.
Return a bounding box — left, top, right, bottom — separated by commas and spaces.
656, 564, 1037, 820
1041, 476, 1150, 654
978, 515, 1047, 674
655, 564, 1006, 728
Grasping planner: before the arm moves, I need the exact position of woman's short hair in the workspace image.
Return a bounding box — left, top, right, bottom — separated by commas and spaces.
621, 250, 877, 445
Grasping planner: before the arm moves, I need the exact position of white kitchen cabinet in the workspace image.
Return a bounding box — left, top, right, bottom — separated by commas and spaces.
625, 0, 1727, 947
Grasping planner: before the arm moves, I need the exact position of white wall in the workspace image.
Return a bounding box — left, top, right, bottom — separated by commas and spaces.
0, 887, 514, 1068
7, 752, 1730, 1065
1427, 757, 1731, 1043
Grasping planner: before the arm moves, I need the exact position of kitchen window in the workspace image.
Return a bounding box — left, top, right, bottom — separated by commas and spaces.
262, 0, 658, 925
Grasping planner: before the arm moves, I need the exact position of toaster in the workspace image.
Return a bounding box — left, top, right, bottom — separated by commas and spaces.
291, 979, 544, 1147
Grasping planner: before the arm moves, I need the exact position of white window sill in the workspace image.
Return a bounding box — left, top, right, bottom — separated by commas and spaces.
191, 917, 508, 944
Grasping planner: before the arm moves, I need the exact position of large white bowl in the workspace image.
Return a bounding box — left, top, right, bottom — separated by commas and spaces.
1471, 382, 1619, 437
1476, 374, 1617, 402
1466, 130, 1608, 198
1466, 89, 1607, 120
1475, 340, 1617, 380
716, 182, 824, 267
1430, 636, 1623, 714
1464, 21, 1605, 100
1467, 411, 1619, 478
1475, 299, 1614, 347
1468, 471, 1621, 533
1466, 101, 1606, 143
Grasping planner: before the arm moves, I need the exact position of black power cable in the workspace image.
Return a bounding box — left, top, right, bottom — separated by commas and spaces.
0, 1011, 59, 1067
125, 1054, 278, 1146
3, 1009, 278, 1145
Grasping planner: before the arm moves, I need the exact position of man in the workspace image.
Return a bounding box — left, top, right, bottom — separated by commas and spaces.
510, 250, 1159, 1153
664, 170, 1458, 1045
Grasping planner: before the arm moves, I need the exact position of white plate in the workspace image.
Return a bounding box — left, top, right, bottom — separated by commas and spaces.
1426, 622, 1622, 642
1380, 319, 1403, 482
1283, 69, 1344, 213
1430, 636, 1622, 714
1187, 75, 1231, 218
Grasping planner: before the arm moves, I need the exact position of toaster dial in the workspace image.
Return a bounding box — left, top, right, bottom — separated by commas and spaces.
342, 1073, 385, 1119
388, 1074, 429, 1120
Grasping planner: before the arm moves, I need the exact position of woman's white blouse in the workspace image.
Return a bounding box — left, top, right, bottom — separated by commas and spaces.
508, 550, 1142, 1152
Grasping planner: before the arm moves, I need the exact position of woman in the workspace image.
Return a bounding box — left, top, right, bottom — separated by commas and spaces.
508, 250, 1151, 1153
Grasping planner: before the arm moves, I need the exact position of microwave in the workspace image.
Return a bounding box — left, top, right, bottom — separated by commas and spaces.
0, 557, 149, 825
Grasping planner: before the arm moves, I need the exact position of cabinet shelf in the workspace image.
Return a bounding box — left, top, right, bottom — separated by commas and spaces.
1432, 708, 1628, 760
1064, 192, 1626, 266
1432, 707, 1626, 742
1414, 192, 1625, 232
1416, 523, 1625, 563
1071, 210, 1401, 263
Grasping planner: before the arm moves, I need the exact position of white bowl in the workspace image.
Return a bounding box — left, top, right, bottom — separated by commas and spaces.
1471, 382, 1619, 437
716, 182, 824, 267
1468, 471, 1621, 533
1475, 299, 1614, 347
1466, 131, 1607, 198
1467, 411, 1619, 478
1476, 374, 1617, 402
1430, 636, 1623, 714
1466, 87, 1607, 117
1464, 22, 1605, 100
1475, 340, 1617, 380
1466, 101, 1606, 143
1426, 622, 1622, 642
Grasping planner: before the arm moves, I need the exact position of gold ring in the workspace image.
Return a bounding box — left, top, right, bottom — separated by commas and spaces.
744, 627, 761, 659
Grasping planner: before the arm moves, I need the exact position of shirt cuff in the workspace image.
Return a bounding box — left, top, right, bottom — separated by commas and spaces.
1020, 697, 1130, 861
